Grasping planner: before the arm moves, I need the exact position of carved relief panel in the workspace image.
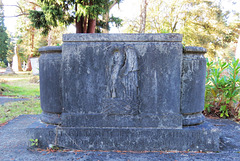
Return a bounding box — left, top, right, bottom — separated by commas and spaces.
103, 46, 139, 115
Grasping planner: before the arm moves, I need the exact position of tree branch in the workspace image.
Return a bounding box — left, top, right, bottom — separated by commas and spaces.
29, 1, 40, 7
109, 0, 118, 10
0, 13, 29, 18
0, 4, 28, 17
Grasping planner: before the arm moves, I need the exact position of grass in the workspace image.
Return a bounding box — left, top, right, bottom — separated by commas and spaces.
0, 99, 42, 124
0, 72, 42, 124
1, 83, 40, 97
0, 74, 40, 97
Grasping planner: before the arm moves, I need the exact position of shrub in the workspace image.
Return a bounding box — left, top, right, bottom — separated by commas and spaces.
0, 61, 6, 68
204, 59, 240, 118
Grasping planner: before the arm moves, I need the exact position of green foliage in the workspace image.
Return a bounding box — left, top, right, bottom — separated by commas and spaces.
28, 10, 51, 36
6, 41, 15, 64
28, 0, 123, 33
204, 58, 240, 118
15, 0, 66, 65
124, 0, 240, 61
96, 15, 122, 33
0, 3, 9, 64
109, 15, 123, 28
48, 144, 61, 150
29, 139, 39, 147
0, 61, 6, 68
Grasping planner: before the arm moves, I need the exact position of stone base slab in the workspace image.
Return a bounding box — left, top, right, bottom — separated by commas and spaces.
61, 113, 182, 129
27, 120, 219, 151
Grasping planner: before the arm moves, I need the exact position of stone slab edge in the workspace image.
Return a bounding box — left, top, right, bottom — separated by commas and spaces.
63, 33, 183, 42
38, 46, 62, 53
184, 46, 207, 54
27, 120, 219, 152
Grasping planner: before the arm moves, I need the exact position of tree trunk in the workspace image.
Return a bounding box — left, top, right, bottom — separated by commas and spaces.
86, 0, 95, 33
75, 3, 84, 33
26, 27, 35, 71
83, 17, 88, 33
102, 0, 119, 33
87, 18, 96, 33
139, 0, 148, 33
26, 54, 33, 71
16, 45, 23, 71
74, 0, 96, 33
26, 4, 36, 71
47, 30, 52, 46
76, 18, 83, 33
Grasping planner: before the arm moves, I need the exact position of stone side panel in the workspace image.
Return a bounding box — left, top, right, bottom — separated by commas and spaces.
61, 34, 183, 128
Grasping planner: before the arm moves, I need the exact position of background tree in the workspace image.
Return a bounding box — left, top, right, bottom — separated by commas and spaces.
6, 37, 15, 65
14, 0, 39, 71
100, 0, 123, 33
15, 0, 66, 71
0, 0, 9, 65
124, 0, 240, 61
178, 0, 239, 60
28, 0, 122, 34
139, 0, 148, 33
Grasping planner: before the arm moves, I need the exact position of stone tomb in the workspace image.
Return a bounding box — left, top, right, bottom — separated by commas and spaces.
27, 34, 219, 151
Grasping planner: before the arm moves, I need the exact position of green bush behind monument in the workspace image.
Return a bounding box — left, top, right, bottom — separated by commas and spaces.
204, 58, 240, 119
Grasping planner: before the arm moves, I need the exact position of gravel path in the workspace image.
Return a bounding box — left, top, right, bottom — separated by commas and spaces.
0, 96, 28, 105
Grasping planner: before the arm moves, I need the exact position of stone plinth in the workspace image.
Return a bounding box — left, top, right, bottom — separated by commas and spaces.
4, 67, 15, 75
27, 120, 218, 151
28, 34, 219, 151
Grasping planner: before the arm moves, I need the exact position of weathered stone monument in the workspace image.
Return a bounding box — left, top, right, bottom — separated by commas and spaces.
27, 33, 219, 151
4, 63, 15, 75
30, 57, 39, 75
12, 45, 23, 72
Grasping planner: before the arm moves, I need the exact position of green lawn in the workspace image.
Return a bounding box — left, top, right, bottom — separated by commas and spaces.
0, 99, 41, 124
0, 73, 40, 97
0, 73, 42, 124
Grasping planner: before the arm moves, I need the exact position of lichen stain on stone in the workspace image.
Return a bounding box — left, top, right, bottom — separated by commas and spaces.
153, 70, 158, 104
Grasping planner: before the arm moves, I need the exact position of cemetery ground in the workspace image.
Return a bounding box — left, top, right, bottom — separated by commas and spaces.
0, 69, 41, 125
0, 69, 240, 160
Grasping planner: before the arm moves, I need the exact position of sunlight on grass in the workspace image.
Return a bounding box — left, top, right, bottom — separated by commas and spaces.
0, 74, 40, 98
0, 99, 42, 124
0, 73, 41, 124
1, 83, 40, 97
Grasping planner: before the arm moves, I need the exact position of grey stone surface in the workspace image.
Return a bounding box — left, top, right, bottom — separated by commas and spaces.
181, 46, 207, 126
4, 66, 15, 74
184, 46, 207, 53
39, 46, 62, 125
61, 113, 182, 128
30, 57, 39, 75
61, 34, 183, 128
28, 119, 219, 151
63, 33, 182, 42
12, 53, 19, 72
35, 34, 215, 151
2, 115, 240, 161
